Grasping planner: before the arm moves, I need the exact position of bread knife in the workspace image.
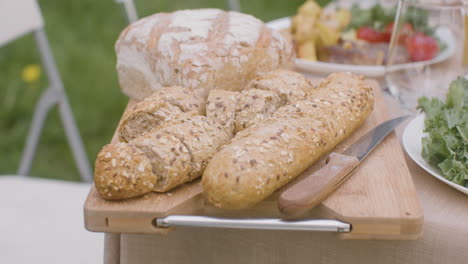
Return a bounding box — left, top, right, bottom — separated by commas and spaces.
278, 115, 409, 218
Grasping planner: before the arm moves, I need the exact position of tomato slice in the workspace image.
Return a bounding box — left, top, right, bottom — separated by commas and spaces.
405, 32, 439, 61
382, 22, 414, 43
356, 27, 386, 43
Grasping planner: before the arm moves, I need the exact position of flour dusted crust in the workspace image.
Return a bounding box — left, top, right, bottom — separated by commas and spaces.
94, 143, 157, 200
115, 9, 294, 100
202, 72, 374, 209
118, 86, 202, 142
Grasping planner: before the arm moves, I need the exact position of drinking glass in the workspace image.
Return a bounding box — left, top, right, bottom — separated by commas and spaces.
385, 0, 467, 111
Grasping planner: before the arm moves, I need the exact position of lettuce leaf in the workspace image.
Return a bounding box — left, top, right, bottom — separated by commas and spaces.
417, 77, 468, 187
346, 4, 430, 32
347, 3, 395, 30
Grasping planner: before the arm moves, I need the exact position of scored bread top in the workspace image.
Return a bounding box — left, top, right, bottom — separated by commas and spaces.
116, 9, 294, 100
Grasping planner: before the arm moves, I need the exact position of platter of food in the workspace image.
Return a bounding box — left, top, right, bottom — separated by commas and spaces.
84, 8, 423, 240
267, 1, 455, 77
403, 77, 468, 195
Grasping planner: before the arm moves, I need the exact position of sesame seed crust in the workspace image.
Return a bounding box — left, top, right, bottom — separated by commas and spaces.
156, 115, 231, 189
122, 115, 231, 193
234, 89, 282, 133
94, 142, 157, 200
202, 72, 374, 209
245, 69, 316, 105
206, 89, 240, 136
96, 72, 372, 204
206, 70, 316, 137
132, 130, 193, 192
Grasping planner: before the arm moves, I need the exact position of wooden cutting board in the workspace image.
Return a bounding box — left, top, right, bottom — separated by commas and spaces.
84, 80, 423, 240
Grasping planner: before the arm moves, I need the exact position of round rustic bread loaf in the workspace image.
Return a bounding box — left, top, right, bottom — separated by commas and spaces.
115, 9, 294, 100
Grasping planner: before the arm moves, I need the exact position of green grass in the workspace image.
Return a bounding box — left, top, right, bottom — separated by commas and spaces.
0, 0, 308, 181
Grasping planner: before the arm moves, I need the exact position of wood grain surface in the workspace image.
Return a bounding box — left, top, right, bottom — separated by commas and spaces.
84, 80, 423, 239
278, 152, 360, 219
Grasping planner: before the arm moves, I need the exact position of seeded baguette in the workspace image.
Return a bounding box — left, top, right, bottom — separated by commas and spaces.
118, 86, 203, 142
98, 115, 230, 195
202, 72, 374, 209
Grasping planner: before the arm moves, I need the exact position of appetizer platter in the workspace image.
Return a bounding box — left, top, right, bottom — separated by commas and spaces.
84, 8, 423, 240
403, 77, 468, 195
267, 1, 455, 77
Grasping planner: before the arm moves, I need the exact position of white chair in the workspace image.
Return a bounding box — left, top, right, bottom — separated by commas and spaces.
116, 0, 242, 24
0, 1, 101, 263
0, 0, 92, 182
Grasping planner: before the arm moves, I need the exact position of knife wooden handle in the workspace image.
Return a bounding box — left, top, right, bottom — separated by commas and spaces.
278, 152, 360, 219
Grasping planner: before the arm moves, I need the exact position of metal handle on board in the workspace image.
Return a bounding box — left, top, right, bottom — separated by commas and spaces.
155, 215, 351, 233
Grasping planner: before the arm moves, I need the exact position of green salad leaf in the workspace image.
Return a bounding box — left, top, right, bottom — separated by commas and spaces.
347, 3, 395, 30
405, 6, 432, 35
347, 3, 432, 34
417, 77, 468, 187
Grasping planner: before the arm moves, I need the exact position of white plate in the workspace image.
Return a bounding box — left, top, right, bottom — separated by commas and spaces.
267, 17, 456, 77
402, 114, 468, 195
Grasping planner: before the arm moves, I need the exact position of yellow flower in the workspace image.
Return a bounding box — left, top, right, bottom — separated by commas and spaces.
22, 64, 41, 83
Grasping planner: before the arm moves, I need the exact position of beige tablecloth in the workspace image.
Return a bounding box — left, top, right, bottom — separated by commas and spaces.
102, 94, 468, 264
104, 155, 468, 264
